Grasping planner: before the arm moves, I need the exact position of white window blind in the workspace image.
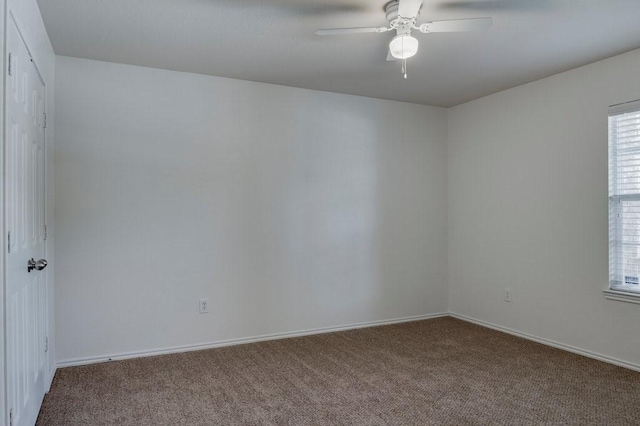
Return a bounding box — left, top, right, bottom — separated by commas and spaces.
609, 100, 640, 294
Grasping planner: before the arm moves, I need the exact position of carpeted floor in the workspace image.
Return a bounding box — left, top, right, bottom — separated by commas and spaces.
37, 317, 640, 425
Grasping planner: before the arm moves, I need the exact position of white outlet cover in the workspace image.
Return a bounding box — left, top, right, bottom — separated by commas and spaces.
504, 288, 512, 302
199, 298, 210, 314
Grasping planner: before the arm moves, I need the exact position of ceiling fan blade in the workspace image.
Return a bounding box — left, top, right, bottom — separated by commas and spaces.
315, 27, 389, 35
420, 17, 492, 33
209, 0, 368, 16
387, 50, 397, 61
398, 0, 423, 18
436, 0, 552, 12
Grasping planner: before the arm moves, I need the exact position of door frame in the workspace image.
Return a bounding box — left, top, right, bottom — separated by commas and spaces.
2, 6, 51, 425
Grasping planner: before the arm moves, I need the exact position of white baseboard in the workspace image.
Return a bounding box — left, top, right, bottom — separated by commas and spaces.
450, 312, 640, 373
46, 366, 57, 392
57, 312, 640, 373
57, 312, 448, 368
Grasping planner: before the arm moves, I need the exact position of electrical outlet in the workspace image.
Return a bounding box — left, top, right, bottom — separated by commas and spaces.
504, 288, 512, 302
199, 298, 210, 314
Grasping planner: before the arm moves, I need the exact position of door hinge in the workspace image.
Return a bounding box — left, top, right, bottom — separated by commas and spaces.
45, 337, 49, 353
43, 112, 47, 129
44, 225, 48, 241
8, 52, 12, 76
7, 231, 11, 253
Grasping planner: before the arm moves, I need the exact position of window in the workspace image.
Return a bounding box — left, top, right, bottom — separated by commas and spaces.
609, 100, 640, 297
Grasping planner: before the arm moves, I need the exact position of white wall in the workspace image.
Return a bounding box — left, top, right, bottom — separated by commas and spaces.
448, 48, 640, 367
54, 56, 448, 363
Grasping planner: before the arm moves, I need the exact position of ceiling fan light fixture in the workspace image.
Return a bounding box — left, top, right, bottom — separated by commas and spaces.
389, 34, 419, 59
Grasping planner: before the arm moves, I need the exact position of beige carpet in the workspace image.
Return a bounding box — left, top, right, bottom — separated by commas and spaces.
37, 317, 640, 425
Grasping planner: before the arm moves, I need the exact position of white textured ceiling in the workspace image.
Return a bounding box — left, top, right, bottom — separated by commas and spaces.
37, 0, 640, 107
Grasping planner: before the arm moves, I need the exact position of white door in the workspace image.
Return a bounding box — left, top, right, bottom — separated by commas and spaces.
5, 16, 48, 426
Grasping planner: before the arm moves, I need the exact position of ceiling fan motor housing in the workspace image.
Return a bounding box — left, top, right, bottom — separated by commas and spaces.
385, 1, 400, 22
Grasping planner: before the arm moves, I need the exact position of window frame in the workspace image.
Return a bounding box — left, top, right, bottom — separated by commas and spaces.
606, 99, 640, 304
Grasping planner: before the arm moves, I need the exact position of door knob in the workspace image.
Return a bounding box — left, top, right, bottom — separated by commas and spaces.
27, 258, 48, 272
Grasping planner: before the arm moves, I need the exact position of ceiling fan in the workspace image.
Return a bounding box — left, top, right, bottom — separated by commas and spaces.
316, 0, 492, 78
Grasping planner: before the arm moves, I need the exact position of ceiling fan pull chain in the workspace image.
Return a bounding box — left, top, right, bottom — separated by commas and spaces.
403, 58, 408, 79
400, 36, 405, 77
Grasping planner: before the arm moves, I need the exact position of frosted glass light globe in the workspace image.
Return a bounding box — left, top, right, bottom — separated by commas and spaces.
389, 35, 419, 59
